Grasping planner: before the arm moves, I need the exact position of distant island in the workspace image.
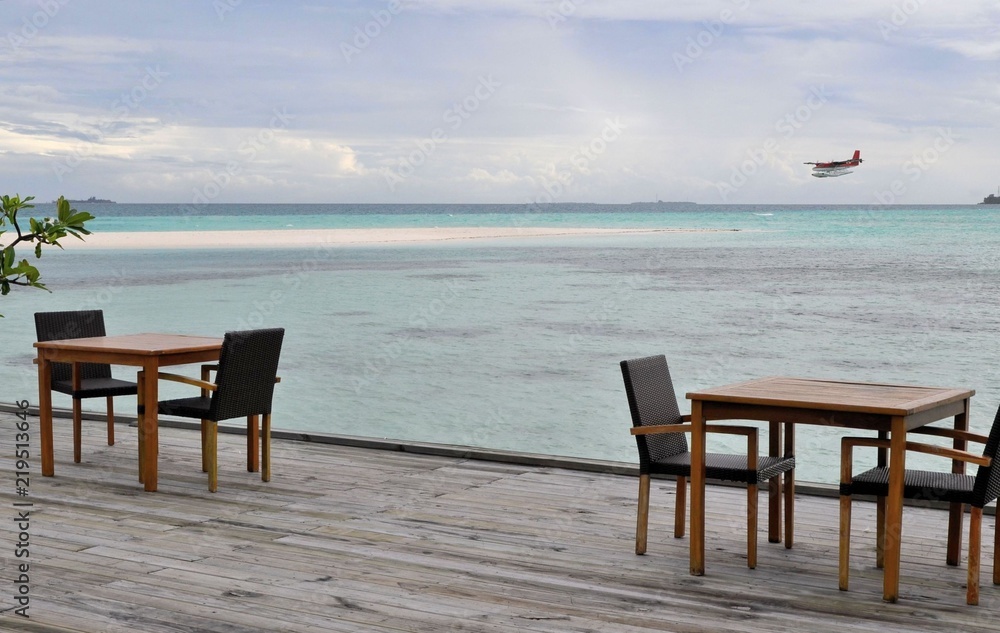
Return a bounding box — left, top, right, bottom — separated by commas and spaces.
58, 197, 116, 204
629, 200, 699, 209
980, 191, 999, 205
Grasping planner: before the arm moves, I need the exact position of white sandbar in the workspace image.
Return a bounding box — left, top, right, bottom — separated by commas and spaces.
70, 227, 734, 250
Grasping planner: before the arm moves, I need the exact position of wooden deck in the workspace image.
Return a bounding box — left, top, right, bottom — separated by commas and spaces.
1, 412, 998, 632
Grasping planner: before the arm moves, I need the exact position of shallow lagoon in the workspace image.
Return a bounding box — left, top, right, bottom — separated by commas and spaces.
4, 204, 999, 484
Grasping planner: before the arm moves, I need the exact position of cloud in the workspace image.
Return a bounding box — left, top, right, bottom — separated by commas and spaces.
931, 39, 1000, 60
0, 0, 997, 203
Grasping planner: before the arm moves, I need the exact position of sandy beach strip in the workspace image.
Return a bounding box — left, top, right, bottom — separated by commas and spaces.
70, 227, 735, 250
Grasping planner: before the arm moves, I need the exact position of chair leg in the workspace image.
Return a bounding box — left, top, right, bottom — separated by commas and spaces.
994, 509, 1000, 586
768, 474, 781, 544
247, 414, 260, 473
876, 495, 886, 569
636, 474, 650, 555
72, 397, 83, 463
262, 413, 271, 483
968, 506, 982, 605
674, 476, 686, 538
839, 494, 852, 591
947, 501, 964, 567
201, 421, 208, 473
747, 484, 758, 569
200, 366, 210, 474
206, 420, 218, 493
784, 468, 795, 549
105, 396, 115, 446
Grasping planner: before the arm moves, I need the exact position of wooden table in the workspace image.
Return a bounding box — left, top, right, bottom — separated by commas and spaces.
686, 376, 974, 602
35, 333, 223, 492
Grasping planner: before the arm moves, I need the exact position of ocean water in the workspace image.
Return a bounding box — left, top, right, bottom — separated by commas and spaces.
3, 203, 1000, 484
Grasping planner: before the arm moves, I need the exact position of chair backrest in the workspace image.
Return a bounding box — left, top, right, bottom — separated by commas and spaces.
209, 328, 285, 422
34, 310, 112, 382
971, 405, 1000, 507
620, 355, 688, 471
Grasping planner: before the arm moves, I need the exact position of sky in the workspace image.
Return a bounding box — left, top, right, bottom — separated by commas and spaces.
1, 0, 998, 205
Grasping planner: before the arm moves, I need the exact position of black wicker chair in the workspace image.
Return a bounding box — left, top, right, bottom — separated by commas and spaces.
839, 406, 1000, 605
34, 310, 138, 462
620, 355, 795, 568
149, 328, 284, 492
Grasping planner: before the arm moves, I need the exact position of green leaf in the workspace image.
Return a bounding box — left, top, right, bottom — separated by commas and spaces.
57, 203, 70, 222
1, 192, 92, 303
66, 210, 95, 225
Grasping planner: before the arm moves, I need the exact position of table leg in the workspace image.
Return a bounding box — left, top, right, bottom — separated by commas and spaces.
883, 415, 906, 602
141, 359, 159, 492
690, 400, 706, 576
137, 371, 145, 482
38, 356, 54, 477
768, 421, 782, 544
784, 422, 795, 549
247, 414, 260, 472
947, 399, 970, 566
876, 430, 887, 568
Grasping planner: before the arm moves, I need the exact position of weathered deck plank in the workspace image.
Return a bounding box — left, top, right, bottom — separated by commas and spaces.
0, 413, 997, 632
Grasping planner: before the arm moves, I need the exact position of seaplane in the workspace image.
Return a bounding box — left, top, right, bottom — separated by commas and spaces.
804, 150, 862, 178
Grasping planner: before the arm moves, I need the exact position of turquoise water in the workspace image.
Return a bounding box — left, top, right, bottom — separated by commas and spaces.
4, 203, 999, 484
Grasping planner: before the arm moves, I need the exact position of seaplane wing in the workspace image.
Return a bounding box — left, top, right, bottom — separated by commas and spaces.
805, 150, 862, 177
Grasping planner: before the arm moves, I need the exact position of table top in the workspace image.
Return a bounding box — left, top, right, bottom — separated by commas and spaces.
34, 333, 223, 355
686, 376, 974, 416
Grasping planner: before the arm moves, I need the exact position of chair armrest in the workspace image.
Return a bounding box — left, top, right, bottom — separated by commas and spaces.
842, 436, 890, 452
903, 442, 991, 468
631, 424, 692, 436
631, 423, 759, 468
629, 423, 755, 437
706, 425, 758, 470
157, 371, 217, 392
841, 437, 890, 483
704, 424, 756, 437
909, 426, 989, 445
840, 436, 991, 484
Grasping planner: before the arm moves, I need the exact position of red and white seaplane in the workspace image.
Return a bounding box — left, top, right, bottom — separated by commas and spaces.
804, 150, 862, 178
